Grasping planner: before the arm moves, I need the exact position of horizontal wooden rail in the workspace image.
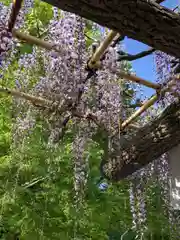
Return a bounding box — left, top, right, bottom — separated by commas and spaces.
0, 87, 50, 105
12, 29, 63, 53
118, 72, 160, 90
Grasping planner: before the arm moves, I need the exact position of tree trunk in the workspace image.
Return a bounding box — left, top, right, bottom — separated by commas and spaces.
101, 100, 180, 181
43, 0, 180, 58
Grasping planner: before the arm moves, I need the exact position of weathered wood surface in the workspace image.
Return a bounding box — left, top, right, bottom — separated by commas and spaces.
101, 99, 180, 181
42, 0, 180, 58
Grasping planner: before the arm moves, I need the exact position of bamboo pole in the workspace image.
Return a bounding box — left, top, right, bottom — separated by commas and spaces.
121, 95, 158, 130
117, 71, 161, 90
13, 29, 117, 71
121, 70, 180, 129
0, 87, 73, 114
86, 28, 160, 90
120, 80, 175, 130
0, 87, 51, 105
12, 29, 63, 53
88, 30, 118, 69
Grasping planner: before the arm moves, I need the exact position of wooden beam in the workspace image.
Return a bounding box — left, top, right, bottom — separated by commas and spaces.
42, 0, 180, 58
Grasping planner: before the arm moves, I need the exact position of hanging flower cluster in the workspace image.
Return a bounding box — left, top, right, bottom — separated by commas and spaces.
0, 2, 13, 67
154, 51, 180, 104
0, 0, 34, 76
153, 49, 180, 236
0, 21, 12, 63
129, 182, 138, 229
22, 10, 125, 143
73, 131, 90, 209
154, 51, 172, 83
129, 169, 148, 236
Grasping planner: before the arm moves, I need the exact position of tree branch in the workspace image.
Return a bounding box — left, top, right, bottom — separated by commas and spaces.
84, 33, 96, 42
156, 0, 165, 3
101, 99, 180, 181
117, 48, 155, 62
22, 176, 47, 189
73, 111, 104, 129
8, 0, 23, 32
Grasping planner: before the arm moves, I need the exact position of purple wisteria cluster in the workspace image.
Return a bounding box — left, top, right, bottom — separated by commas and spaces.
129, 169, 148, 235
129, 114, 178, 236
153, 49, 180, 235
154, 50, 180, 104
0, 2, 13, 67
154, 51, 172, 83
29, 10, 124, 141
0, 0, 34, 77
0, 4, 16, 83
0, 21, 12, 63
0, 0, 36, 143
73, 130, 90, 209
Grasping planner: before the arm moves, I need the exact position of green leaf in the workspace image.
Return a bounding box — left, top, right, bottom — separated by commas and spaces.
19, 44, 33, 54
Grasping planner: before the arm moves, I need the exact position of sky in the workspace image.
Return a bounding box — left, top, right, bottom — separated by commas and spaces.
123, 0, 178, 98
